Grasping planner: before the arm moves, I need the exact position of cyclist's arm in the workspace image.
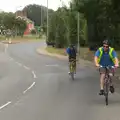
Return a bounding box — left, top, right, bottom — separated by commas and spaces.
94, 50, 100, 66
112, 50, 119, 66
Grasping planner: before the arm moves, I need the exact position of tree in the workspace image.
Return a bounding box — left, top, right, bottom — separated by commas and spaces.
15, 17, 27, 37
1, 12, 15, 29
22, 4, 54, 26
47, 4, 88, 48
0, 12, 27, 37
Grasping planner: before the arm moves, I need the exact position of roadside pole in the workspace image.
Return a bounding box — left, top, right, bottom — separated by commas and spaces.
77, 12, 80, 62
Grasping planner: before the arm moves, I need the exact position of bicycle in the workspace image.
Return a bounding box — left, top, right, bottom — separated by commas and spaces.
99, 65, 116, 105
69, 58, 76, 80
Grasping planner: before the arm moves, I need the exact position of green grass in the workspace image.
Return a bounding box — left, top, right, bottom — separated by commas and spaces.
0, 34, 42, 41
46, 46, 67, 56
79, 47, 95, 62
0, 35, 5, 41
117, 51, 120, 58
45, 47, 94, 59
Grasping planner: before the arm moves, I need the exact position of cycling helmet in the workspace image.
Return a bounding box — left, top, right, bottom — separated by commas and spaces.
103, 40, 110, 45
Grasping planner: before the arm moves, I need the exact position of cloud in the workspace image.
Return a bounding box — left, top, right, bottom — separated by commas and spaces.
0, 0, 70, 12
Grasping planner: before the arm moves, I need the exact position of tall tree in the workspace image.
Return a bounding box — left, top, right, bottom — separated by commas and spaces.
23, 4, 54, 26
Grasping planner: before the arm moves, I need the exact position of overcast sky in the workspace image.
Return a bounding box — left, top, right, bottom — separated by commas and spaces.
0, 0, 70, 12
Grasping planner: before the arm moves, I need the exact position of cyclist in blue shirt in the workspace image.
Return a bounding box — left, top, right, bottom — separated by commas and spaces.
94, 40, 119, 95
66, 44, 77, 74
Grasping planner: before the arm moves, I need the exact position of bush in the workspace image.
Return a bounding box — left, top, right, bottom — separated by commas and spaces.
31, 29, 36, 35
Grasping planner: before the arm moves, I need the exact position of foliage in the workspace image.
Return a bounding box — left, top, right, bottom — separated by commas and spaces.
31, 29, 36, 35
23, 4, 54, 26
0, 12, 27, 36
47, 0, 120, 49
47, 5, 87, 48
15, 17, 27, 36
71, 0, 120, 49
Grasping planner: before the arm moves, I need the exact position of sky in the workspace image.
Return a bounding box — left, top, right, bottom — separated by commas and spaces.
0, 0, 70, 12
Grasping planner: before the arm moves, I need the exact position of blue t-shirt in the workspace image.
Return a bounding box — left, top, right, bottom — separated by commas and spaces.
66, 47, 76, 58
95, 47, 117, 66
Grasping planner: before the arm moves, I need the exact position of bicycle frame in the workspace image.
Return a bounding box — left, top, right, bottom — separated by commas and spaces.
69, 59, 76, 80
104, 68, 111, 105
99, 66, 114, 105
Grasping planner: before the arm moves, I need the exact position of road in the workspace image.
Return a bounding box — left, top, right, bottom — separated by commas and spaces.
0, 41, 120, 120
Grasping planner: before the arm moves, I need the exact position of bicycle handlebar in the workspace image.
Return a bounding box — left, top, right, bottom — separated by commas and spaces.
99, 65, 120, 69
99, 65, 115, 69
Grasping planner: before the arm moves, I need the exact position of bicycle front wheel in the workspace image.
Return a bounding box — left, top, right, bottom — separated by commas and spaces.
104, 82, 109, 105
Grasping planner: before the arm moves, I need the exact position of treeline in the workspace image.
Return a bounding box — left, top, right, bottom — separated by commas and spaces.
0, 4, 53, 36
23, 4, 54, 26
47, 0, 120, 49
0, 12, 27, 36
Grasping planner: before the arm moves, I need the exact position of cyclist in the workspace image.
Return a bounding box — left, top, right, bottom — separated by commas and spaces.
66, 44, 77, 74
94, 40, 119, 95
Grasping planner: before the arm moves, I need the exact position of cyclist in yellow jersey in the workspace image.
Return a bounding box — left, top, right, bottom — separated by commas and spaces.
94, 40, 119, 95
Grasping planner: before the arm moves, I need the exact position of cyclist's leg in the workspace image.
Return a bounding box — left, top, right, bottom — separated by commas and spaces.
99, 73, 105, 95
100, 73, 105, 89
109, 68, 115, 93
99, 68, 106, 95
109, 78, 115, 93
71, 59, 75, 73
68, 58, 71, 74
74, 59, 76, 74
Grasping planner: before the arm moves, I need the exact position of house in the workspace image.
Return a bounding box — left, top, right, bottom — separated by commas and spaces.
23, 17, 35, 35
16, 11, 34, 35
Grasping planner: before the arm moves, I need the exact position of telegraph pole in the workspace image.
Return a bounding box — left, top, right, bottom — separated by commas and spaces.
77, 12, 80, 59
46, 0, 49, 42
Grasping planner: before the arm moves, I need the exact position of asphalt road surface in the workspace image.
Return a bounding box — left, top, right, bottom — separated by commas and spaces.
0, 41, 120, 120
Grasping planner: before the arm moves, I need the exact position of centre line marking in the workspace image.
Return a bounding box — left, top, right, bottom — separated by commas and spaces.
16, 62, 22, 66
32, 71, 37, 78
23, 65, 30, 70
0, 101, 11, 110
23, 82, 35, 94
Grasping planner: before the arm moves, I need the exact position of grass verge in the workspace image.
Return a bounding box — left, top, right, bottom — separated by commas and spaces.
46, 46, 67, 56
0, 35, 42, 41
45, 46, 94, 60
45, 46, 120, 63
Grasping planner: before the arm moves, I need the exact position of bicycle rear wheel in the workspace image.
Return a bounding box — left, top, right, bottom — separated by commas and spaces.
71, 72, 74, 80
105, 94, 108, 105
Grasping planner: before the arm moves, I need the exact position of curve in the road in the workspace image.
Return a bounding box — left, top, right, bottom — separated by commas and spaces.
0, 43, 37, 111
1, 41, 120, 120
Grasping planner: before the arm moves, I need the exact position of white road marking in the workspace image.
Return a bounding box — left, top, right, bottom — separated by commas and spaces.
32, 71, 37, 78
0, 101, 11, 110
16, 62, 22, 66
23, 65, 30, 70
45, 64, 59, 67
23, 82, 35, 94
